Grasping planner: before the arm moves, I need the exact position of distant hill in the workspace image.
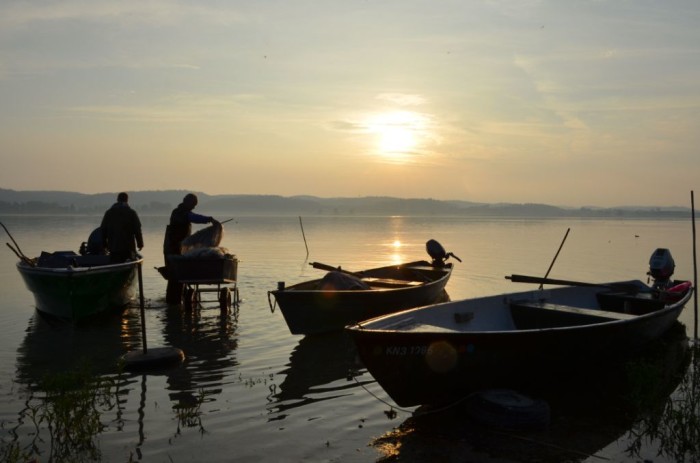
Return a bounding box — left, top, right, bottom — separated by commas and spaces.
0, 188, 692, 218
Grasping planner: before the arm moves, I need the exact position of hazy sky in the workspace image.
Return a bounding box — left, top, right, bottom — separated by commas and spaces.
1, 1, 699, 207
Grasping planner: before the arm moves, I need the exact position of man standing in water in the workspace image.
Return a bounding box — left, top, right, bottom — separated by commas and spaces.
101, 192, 144, 263
164, 193, 218, 303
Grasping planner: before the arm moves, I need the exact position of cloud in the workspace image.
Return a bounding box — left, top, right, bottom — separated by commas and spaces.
376, 93, 426, 106
0, 1, 247, 29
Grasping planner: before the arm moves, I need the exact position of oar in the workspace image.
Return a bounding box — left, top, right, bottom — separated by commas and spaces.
540, 227, 570, 289
6, 242, 35, 266
310, 262, 363, 278
506, 274, 641, 292
1, 222, 32, 263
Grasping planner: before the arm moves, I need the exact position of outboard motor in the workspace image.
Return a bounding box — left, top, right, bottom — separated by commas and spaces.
426, 239, 462, 267
648, 248, 675, 289
79, 227, 106, 256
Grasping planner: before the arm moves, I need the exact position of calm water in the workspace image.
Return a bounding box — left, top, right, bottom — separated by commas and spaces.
0, 215, 698, 462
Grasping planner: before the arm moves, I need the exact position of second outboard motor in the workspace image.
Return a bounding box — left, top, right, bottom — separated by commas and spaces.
648, 248, 675, 289
80, 227, 106, 256
426, 239, 462, 266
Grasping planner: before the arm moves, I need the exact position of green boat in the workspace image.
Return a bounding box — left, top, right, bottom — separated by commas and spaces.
17, 251, 142, 321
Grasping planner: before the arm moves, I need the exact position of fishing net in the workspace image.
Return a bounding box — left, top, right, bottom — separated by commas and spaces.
182, 246, 230, 259
181, 222, 223, 254
317, 271, 370, 290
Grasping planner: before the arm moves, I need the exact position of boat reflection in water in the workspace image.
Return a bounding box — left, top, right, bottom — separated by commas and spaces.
372, 322, 698, 463
13, 299, 241, 455
16, 308, 135, 387
268, 332, 371, 418
12, 308, 141, 461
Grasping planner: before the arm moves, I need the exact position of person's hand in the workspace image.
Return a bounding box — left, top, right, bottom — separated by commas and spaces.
211, 218, 220, 225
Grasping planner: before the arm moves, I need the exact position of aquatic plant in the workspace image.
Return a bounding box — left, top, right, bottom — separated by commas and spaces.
173, 388, 210, 437
626, 341, 700, 461
0, 364, 121, 462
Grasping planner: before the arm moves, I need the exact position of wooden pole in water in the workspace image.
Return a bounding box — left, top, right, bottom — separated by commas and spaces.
137, 261, 148, 354
691, 191, 697, 341
299, 216, 309, 258
122, 258, 184, 370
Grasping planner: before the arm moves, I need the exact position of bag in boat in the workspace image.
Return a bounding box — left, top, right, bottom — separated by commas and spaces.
317, 271, 370, 290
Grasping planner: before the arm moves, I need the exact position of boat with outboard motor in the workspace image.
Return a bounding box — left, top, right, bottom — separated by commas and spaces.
346, 248, 694, 407
12, 227, 142, 321
268, 240, 460, 335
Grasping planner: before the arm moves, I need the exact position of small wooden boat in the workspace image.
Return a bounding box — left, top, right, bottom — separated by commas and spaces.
269, 240, 460, 335
347, 248, 694, 407
13, 227, 142, 321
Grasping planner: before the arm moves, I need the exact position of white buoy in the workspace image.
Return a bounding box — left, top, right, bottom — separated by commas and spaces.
122, 346, 185, 371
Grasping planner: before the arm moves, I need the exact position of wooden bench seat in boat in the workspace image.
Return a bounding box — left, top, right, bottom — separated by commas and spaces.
595, 291, 666, 315
361, 277, 424, 288
510, 300, 637, 329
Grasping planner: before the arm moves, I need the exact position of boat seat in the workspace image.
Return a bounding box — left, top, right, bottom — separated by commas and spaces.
512, 301, 637, 320
361, 277, 423, 287
405, 265, 440, 272
595, 291, 666, 315
510, 300, 637, 329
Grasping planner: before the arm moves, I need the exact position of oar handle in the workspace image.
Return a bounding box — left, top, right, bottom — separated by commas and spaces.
1, 222, 30, 261
310, 262, 362, 278
507, 274, 600, 287
506, 274, 640, 292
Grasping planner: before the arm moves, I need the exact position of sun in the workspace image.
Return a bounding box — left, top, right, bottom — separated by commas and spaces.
379, 126, 416, 154
365, 111, 428, 159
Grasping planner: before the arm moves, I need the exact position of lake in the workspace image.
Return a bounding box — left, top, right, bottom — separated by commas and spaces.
0, 214, 698, 462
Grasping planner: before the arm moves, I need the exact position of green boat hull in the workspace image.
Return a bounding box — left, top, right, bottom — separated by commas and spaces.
17, 259, 141, 321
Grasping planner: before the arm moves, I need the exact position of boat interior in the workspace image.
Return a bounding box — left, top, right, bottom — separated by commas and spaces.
359, 283, 686, 333
36, 251, 111, 268
502, 289, 670, 330
286, 263, 446, 291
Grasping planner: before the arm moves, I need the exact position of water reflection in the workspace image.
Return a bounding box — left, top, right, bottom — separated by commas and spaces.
268, 332, 371, 418
159, 303, 239, 407
13, 301, 241, 458
372, 322, 695, 462
15, 309, 137, 386
626, 337, 700, 461
12, 310, 139, 461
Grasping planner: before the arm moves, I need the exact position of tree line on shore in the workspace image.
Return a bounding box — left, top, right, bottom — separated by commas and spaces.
0, 189, 690, 219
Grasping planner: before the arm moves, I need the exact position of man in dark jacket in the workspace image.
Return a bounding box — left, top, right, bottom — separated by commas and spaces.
100, 192, 144, 263
163, 193, 216, 256
164, 193, 217, 303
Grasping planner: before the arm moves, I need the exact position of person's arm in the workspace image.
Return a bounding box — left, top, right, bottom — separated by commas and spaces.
132, 211, 144, 250
100, 213, 109, 248
187, 211, 214, 224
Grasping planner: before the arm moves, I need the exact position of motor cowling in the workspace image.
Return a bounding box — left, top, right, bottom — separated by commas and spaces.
648, 248, 675, 287
80, 227, 106, 256
426, 239, 462, 266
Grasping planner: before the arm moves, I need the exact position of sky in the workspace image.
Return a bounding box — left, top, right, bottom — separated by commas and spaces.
1, 0, 699, 208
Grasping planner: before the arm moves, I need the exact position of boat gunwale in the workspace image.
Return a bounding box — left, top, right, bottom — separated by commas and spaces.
272, 260, 452, 295
16, 258, 143, 275
347, 281, 694, 335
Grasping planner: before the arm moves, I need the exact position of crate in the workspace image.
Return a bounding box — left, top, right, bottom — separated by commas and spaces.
167, 255, 238, 283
